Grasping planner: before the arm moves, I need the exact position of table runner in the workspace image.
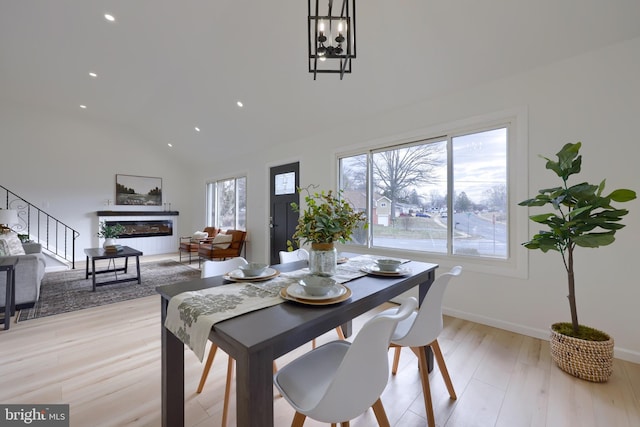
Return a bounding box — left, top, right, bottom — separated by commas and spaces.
164, 255, 405, 360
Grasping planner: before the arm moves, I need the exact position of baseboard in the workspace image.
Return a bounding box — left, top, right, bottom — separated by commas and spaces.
443, 307, 640, 364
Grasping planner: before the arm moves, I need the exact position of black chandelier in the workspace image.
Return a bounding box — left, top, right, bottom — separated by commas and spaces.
308, 0, 356, 80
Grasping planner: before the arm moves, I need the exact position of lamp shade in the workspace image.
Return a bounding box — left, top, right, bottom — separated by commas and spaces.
0, 209, 19, 226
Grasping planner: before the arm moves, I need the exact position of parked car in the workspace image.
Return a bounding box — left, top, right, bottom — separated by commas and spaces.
416, 212, 431, 218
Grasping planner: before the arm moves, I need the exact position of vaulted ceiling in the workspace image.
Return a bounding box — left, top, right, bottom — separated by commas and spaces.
2, 1, 640, 167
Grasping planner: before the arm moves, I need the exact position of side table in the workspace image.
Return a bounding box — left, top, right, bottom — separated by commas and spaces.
1, 257, 18, 330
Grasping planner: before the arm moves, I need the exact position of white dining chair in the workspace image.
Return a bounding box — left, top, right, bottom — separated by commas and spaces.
384, 265, 462, 427
279, 248, 345, 348
278, 248, 310, 263
200, 257, 247, 279
197, 257, 258, 427
274, 297, 419, 427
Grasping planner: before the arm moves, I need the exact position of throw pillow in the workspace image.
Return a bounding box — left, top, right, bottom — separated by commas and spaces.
0, 232, 26, 256
210, 233, 233, 249
192, 231, 209, 241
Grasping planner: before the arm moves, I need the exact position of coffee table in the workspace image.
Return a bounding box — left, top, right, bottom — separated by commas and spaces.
84, 246, 143, 291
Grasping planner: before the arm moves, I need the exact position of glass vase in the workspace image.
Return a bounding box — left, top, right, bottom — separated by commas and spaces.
309, 243, 337, 276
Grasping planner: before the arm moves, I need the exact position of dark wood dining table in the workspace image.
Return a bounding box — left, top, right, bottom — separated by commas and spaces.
157, 256, 438, 427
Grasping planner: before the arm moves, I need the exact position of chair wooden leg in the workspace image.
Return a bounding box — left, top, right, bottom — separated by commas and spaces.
273, 360, 281, 398
414, 346, 436, 427
432, 339, 457, 400
221, 356, 234, 427
371, 398, 391, 427
197, 343, 219, 393
291, 411, 306, 427
391, 345, 401, 375
312, 338, 316, 349
202, 353, 278, 427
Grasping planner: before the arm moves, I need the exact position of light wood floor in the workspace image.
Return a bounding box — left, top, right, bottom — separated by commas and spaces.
1, 255, 639, 427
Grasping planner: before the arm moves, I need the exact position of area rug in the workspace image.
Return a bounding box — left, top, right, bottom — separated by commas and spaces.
18, 260, 200, 321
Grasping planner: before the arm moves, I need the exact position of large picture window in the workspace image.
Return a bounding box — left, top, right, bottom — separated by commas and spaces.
339, 125, 509, 260
206, 176, 247, 230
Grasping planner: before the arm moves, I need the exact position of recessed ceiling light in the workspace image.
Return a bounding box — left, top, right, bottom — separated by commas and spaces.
194, 127, 200, 132
237, 101, 244, 108
80, 105, 87, 109
89, 72, 97, 78
168, 143, 173, 148
104, 13, 115, 22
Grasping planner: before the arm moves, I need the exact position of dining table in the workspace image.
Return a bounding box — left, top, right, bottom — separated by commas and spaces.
157, 255, 439, 427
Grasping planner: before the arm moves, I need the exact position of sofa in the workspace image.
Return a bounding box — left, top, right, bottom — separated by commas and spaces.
0, 240, 46, 310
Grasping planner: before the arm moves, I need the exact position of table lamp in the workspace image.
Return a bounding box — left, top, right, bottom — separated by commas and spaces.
0, 209, 18, 233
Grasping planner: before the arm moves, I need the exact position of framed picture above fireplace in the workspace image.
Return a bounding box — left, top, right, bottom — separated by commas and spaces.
116, 174, 162, 206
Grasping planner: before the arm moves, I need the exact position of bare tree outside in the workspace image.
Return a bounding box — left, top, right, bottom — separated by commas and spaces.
371, 142, 445, 223
338, 126, 509, 259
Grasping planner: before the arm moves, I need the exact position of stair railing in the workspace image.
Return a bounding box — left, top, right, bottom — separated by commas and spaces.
1, 185, 79, 269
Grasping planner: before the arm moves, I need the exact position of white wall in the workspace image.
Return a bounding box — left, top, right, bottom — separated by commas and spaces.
1, 36, 638, 362
196, 36, 640, 362
0, 108, 199, 258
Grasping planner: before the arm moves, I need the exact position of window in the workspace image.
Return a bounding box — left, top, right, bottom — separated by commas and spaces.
206, 176, 247, 230
339, 125, 509, 260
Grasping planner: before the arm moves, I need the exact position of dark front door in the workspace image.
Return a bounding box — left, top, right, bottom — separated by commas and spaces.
269, 162, 300, 265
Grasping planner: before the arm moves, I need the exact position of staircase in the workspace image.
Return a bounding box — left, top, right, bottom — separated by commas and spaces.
1, 185, 80, 269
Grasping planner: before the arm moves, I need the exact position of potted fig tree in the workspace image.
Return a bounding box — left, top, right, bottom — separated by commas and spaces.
519, 142, 636, 382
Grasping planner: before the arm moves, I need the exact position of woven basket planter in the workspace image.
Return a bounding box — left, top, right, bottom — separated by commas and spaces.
549, 326, 614, 382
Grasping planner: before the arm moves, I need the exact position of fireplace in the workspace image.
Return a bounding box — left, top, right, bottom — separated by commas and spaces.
105, 220, 173, 238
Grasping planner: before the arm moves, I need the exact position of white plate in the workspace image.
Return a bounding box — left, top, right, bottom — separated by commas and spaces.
280, 286, 352, 305
225, 267, 278, 281
360, 264, 411, 277
286, 283, 348, 300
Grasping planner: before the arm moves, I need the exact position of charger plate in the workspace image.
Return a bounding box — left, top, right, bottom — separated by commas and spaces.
280, 285, 352, 305
224, 268, 280, 282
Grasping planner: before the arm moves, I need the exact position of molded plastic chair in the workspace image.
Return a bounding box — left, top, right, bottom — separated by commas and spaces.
200, 257, 247, 279
385, 265, 462, 427
278, 248, 310, 263
273, 297, 419, 427
279, 249, 345, 348
197, 257, 251, 427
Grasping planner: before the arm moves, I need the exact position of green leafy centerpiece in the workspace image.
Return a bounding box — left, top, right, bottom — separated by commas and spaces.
291, 186, 366, 276
97, 221, 126, 248
519, 142, 636, 381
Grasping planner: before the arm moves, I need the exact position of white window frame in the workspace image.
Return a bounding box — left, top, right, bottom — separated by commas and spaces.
206, 175, 247, 231
336, 107, 528, 278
